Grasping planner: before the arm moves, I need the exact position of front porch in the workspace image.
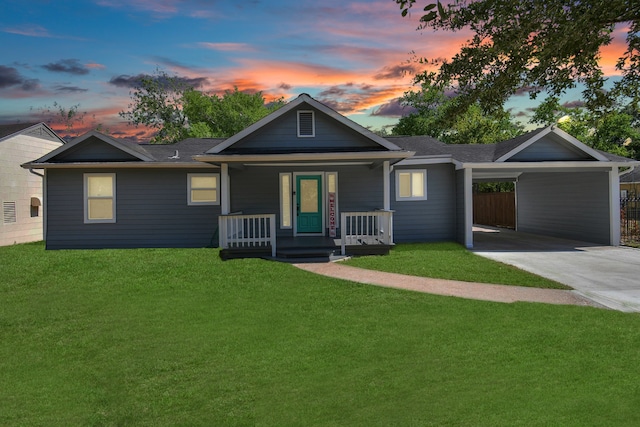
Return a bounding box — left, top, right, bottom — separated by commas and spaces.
218, 211, 393, 261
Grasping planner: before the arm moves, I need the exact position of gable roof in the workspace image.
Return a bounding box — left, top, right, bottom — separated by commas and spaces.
36, 130, 155, 163
0, 122, 65, 144
207, 93, 403, 154
493, 126, 609, 162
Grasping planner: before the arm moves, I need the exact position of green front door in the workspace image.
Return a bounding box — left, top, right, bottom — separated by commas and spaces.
296, 175, 323, 233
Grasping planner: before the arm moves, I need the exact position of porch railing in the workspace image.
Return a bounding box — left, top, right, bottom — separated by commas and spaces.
340, 210, 393, 255
219, 213, 276, 257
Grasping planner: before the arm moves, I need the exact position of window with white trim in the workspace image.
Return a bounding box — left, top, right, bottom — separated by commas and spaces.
280, 173, 292, 228
297, 110, 315, 137
84, 173, 116, 223
395, 169, 427, 201
188, 173, 220, 205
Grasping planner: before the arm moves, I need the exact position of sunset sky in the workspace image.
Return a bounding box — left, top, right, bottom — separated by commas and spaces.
0, 0, 629, 142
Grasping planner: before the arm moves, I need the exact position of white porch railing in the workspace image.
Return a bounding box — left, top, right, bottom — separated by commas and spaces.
219, 213, 276, 257
340, 210, 393, 255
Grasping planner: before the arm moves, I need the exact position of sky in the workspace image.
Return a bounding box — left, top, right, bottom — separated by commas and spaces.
0, 0, 630, 142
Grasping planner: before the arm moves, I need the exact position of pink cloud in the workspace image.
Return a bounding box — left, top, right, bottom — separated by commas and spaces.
198, 42, 257, 52
85, 62, 106, 70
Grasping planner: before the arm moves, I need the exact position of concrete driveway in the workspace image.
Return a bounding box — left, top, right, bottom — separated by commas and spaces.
471, 227, 640, 313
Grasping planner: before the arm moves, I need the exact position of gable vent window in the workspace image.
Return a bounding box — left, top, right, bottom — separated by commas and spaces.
3, 201, 17, 224
297, 110, 315, 137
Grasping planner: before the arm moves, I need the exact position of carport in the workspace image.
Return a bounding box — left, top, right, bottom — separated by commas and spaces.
452, 126, 639, 249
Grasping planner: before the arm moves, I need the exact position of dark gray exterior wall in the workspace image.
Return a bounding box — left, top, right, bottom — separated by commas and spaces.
231, 106, 383, 152
390, 163, 457, 243
516, 171, 611, 244
508, 137, 592, 161
229, 165, 384, 238
46, 168, 220, 249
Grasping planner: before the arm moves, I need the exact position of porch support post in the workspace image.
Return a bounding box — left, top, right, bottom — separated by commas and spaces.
610, 167, 621, 246
383, 161, 390, 210
464, 167, 473, 249
221, 163, 229, 215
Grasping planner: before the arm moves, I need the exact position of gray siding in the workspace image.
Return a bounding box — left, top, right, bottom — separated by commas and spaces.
517, 171, 611, 244
231, 106, 382, 152
229, 165, 384, 237
508, 136, 592, 161
56, 136, 141, 162
391, 164, 457, 243
46, 168, 219, 249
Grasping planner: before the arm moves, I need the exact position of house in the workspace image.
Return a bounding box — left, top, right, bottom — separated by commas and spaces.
22, 94, 639, 257
1, 122, 64, 246
620, 167, 640, 199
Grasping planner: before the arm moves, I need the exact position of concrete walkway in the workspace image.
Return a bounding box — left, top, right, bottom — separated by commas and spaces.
472, 227, 640, 313
294, 262, 598, 308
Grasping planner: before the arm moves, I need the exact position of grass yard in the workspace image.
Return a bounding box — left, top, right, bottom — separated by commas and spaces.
2, 243, 640, 426
346, 242, 568, 289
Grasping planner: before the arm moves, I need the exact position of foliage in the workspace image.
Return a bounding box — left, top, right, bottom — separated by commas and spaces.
34, 102, 87, 138
119, 69, 285, 143
531, 97, 640, 158
119, 69, 192, 143
396, 0, 640, 117
182, 88, 285, 138
2, 243, 640, 425
392, 78, 524, 144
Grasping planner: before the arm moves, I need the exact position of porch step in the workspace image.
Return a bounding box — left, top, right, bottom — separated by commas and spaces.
276, 247, 338, 259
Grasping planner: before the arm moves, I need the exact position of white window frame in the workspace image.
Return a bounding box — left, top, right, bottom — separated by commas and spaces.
188, 173, 220, 206
297, 110, 315, 137
84, 173, 116, 224
395, 169, 428, 201
279, 172, 292, 229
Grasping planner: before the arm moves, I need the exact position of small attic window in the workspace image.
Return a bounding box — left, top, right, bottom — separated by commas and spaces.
297, 110, 315, 137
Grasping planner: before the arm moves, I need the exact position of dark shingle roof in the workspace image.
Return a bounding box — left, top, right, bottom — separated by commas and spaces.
0, 122, 39, 140
388, 135, 498, 162
137, 138, 226, 162
621, 167, 640, 183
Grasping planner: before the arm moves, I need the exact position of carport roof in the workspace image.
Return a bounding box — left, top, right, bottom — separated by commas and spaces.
390, 126, 637, 164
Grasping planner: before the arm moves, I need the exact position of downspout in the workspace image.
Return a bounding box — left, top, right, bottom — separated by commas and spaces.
28, 168, 44, 178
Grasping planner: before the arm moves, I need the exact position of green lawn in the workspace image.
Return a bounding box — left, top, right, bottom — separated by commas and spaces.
346, 242, 568, 289
2, 243, 640, 426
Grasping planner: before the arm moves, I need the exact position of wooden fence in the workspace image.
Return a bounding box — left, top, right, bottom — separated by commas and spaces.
473, 192, 516, 229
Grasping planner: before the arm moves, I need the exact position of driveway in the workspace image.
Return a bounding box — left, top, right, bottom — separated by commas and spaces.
471, 227, 640, 313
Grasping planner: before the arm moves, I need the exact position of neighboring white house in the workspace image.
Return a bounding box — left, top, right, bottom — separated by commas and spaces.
0, 123, 64, 246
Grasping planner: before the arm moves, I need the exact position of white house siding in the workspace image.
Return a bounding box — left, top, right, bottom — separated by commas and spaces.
516, 171, 611, 244
0, 134, 62, 246
391, 163, 458, 243
45, 168, 220, 249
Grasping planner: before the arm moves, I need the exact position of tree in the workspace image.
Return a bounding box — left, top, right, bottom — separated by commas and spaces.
119, 69, 192, 143
33, 102, 87, 139
182, 88, 285, 138
396, 0, 640, 116
531, 97, 640, 158
120, 70, 285, 143
392, 79, 523, 144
